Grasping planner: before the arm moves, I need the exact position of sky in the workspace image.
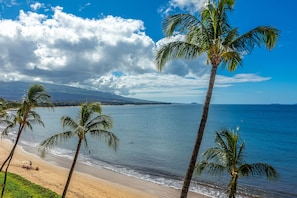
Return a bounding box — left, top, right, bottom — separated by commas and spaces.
0, 0, 296, 104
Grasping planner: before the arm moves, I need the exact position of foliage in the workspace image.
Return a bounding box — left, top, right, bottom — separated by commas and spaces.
195, 129, 278, 198
39, 102, 118, 198
0, 172, 60, 198
0, 84, 53, 197
155, 1, 279, 197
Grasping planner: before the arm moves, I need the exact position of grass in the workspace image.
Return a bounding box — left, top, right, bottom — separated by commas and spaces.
0, 172, 60, 198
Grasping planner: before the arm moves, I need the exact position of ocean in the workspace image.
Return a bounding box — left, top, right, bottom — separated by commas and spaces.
4, 104, 297, 197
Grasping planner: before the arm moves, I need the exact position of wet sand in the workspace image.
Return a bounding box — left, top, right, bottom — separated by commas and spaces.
0, 139, 209, 198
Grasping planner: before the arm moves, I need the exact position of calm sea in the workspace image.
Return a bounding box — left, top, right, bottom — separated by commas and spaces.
5, 104, 297, 198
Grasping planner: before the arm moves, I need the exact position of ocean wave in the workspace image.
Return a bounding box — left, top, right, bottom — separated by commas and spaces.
17, 140, 292, 198
78, 155, 232, 198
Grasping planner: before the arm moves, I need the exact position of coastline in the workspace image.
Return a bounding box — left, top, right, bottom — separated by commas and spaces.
0, 139, 209, 198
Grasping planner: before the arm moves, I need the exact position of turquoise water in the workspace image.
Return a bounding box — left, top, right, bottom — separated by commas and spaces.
9, 104, 297, 197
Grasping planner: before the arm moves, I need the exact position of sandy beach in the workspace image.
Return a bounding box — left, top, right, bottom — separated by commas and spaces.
0, 139, 209, 198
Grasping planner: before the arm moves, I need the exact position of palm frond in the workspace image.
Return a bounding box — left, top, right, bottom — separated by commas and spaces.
89, 129, 119, 151
221, 51, 242, 71
61, 116, 78, 130
83, 133, 89, 149
155, 41, 203, 71
162, 14, 200, 37
87, 102, 102, 114
195, 160, 226, 176
217, 0, 234, 32
203, 147, 227, 163
25, 121, 33, 131
230, 26, 279, 53
201, 0, 232, 40
27, 110, 45, 127
238, 163, 279, 180
87, 115, 113, 130
1, 121, 16, 137
38, 131, 75, 157
26, 84, 53, 108
214, 130, 230, 154
222, 28, 238, 46
218, 0, 235, 12
220, 129, 236, 157
186, 25, 211, 50
80, 102, 92, 125
236, 141, 245, 166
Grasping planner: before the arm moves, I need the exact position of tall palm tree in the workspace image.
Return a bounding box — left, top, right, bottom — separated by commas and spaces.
39, 102, 119, 198
195, 129, 278, 198
0, 84, 53, 197
155, 1, 279, 197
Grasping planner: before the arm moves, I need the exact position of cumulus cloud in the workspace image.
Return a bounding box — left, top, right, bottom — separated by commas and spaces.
0, 5, 271, 103
0, 6, 156, 83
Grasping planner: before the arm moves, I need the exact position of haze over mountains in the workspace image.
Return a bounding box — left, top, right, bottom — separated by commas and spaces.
0, 81, 168, 105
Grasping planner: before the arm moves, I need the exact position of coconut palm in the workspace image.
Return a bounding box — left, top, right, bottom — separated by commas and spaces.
195, 129, 278, 198
155, 1, 279, 197
39, 102, 119, 198
0, 84, 53, 197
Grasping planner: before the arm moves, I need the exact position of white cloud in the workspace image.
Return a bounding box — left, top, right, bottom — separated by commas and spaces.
0, 7, 156, 82
30, 2, 44, 11
0, 6, 271, 103
79, 2, 91, 12
216, 74, 271, 85
161, 0, 208, 15
1, 0, 18, 8
82, 72, 270, 103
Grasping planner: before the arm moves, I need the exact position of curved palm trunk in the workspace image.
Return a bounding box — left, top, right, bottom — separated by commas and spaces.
0, 124, 23, 171
1, 124, 24, 197
180, 65, 218, 198
228, 175, 238, 198
62, 138, 82, 198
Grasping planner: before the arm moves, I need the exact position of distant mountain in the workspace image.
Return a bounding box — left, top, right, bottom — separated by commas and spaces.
0, 81, 169, 105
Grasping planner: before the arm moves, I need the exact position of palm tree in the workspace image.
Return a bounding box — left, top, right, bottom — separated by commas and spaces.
0, 84, 53, 197
195, 129, 278, 198
39, 102, 119, 198
154, 1, 279, 197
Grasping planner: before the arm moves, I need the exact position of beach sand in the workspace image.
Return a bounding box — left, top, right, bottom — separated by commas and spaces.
0, 139, 209, 198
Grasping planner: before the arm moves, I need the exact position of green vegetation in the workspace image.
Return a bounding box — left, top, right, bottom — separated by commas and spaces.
195, 129, 278, 198
0, 84, 53, 197
155, 0, 279, 197
0, 172, 60, 198
39, 102, 118, 198
0, 99, 20, 118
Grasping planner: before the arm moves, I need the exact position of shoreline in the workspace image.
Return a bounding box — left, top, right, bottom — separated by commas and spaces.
0, 139, 209, 198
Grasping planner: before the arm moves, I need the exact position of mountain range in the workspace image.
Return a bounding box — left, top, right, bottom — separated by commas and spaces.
0, 81, 168, 105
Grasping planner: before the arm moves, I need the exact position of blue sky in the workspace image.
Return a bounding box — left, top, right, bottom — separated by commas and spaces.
0, 0, 296, 104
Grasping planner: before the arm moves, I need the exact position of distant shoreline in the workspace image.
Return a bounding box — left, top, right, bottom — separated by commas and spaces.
53, 101, 172, 106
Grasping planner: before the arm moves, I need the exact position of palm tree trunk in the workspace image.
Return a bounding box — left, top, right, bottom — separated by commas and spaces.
180, 65, 218, 198
0, 124, 24, 171
1, 124, 24, 197
0, 150, 13, 172
228, 175, 238, 198
1, 149, 15, 198
62, 138, 82, 198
